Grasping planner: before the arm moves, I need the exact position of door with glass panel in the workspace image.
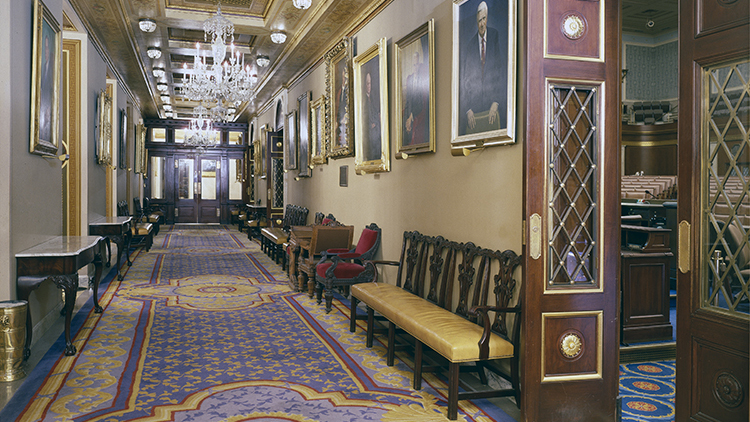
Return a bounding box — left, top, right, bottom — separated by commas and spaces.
676, 2, 749, 420
175, 155, 221, 223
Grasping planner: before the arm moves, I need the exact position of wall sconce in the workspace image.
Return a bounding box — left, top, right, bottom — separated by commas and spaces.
462, 140, 485, 156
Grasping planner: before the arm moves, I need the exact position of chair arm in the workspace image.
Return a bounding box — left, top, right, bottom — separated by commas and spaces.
469, 305, 522, 360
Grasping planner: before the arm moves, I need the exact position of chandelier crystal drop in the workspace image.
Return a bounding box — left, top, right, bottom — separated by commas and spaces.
293, 0, 312, 10
270, 31, 287, 44
202, 3, 234, 64
139, 18, 156, 33
147, 47, 162, 59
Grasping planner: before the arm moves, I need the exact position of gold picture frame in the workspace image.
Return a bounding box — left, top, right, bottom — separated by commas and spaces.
310, 95, 327, 165
451, 0, 517, 154
256, 124, 268, 178
395, 20, 436, 156
325, 38, 354, 159
96, 89, 114, 166
353, 38, 390, 174
284, 110, 297, 170
29, 0, 60, 156
297, 92, 312, 177
134, 123, 146, 174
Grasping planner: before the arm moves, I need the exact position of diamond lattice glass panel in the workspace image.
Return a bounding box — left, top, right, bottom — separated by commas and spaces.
273, 157, 284, 208
548, 84, 599, 288
703, 59, 750, 316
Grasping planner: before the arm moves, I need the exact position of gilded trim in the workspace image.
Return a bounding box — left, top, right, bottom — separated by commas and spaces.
543, 78, 606, 294
543, 0, 605, 62
353, 38, 390, 174
63, 39, 82, 236
621, 139, 677, 147
541, 311, 603, 382
529, 213, 542, 260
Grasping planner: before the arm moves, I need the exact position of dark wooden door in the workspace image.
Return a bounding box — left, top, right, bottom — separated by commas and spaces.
522, 0, 620, 419
174, 155, 222, 223
676, 2, 749, 421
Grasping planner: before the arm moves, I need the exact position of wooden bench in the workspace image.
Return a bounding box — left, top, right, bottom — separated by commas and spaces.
350, 231, 522, 420
260, 204, 309, 265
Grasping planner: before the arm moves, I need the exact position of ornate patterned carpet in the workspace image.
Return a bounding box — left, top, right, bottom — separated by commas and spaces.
1, 225, 517, 422
619, 361, 676, 421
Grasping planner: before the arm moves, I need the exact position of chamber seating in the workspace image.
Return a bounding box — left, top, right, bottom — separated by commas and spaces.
349, 231, 522, 420
260, 204, 309, 265
621, 175, 677, 200
117, 200, 154, 252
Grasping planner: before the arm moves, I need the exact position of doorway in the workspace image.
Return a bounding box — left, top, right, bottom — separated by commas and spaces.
174, 155, 221, 223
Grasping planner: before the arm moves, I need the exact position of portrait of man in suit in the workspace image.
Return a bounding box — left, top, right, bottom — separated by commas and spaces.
401, 45, 429, 147
458, 0, 508, 136
361, 63, 381, 162
334, 60, 349, 147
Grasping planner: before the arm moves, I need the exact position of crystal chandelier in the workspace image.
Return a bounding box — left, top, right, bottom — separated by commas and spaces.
181, 2, 256, 121
185, 106, 219, 151
293, 0, 312, 10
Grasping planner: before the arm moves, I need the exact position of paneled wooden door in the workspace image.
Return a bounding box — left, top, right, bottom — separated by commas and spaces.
174, 155, 222, 224
676, 1, 749, 421
523, 0, 620, 420
266, 129, 284, 224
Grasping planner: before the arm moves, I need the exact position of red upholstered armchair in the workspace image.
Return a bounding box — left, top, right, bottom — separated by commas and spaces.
315, 223, 381, 313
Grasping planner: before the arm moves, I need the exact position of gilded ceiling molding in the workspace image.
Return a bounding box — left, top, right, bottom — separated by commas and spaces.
246, 0, 395, 118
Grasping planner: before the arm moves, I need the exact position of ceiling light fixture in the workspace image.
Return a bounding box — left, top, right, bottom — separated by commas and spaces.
147, 47, 162, 59
139, 18, 157, 33
256, 55, 270, 67
152, 67, 166, 78
185, 106, 220, 153
181, 3, 257, 121
160, 94, 171, 103
163, 104, 172, 111
270, 31, 287, 44
293, 0, 312, 10
156, 82, 168, 92
165, 111, 173, 118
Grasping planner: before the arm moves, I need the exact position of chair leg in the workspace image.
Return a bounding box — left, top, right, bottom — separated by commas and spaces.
315, 281, 323, 305
413, 340, 423, 390
447, 362, 460, 420
511, 354, 521, 408
324, 284, 334, 314
366, 307, 374, 348
476, 361, 488, 385
349, 297, 358, 332
386, 321, 396, 366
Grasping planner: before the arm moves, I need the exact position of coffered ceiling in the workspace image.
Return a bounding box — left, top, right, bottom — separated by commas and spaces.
66, 0, 677, 123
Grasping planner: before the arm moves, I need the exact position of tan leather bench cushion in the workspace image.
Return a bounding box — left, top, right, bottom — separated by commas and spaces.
261, 227, 288, 244
147, 214, 160, 223
352, 282, 513, 363
245, 219, 266, 228
132, 223, 153, 236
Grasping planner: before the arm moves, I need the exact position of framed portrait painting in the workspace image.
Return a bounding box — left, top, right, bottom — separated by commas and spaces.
29, 0, 61, 156
353, 37, 389, 174
451, 0, 517, 154
395, 20, 435, 156
297, 92, 312, 178
284, 110, 297, 171
310, 95, 327, 165
325, 38, 354, 159
119, 109, 127, 169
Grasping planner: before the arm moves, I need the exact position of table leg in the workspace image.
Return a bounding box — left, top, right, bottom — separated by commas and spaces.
111, 234, 125, 281
50, 274, 78, 356
125, 229, 133, 266
104, 237, 111, 267
92, 241, 104, 313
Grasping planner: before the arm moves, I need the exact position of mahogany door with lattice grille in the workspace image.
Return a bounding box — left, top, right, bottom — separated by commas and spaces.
676, 1, 749, 421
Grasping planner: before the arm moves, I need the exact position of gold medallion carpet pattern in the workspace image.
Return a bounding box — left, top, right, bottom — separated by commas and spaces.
1, 225, 516, 422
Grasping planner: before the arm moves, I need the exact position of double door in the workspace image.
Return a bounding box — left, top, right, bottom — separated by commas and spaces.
175, 155, 221, 223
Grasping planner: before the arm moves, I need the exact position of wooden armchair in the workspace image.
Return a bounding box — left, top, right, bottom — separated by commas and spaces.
118, 200, 154, 252
134, 197, 161, 236
296, 225, 355, 300
315, 223, 381, 313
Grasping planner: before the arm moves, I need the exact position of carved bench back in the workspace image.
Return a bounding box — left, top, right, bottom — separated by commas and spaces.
392, 231, 522, 343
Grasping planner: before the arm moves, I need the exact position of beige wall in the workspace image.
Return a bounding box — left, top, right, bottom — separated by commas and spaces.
258, 0, 523, 284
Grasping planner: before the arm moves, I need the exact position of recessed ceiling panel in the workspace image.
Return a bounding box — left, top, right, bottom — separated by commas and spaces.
166, 0, 271, 18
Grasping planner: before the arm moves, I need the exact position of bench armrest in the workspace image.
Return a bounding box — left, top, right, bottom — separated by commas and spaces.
469, 305, 521, 360
368, 260, 400, 267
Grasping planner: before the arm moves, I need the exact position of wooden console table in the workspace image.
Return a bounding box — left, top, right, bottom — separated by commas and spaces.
287, 226, 313, 292
89, 216, 133, 281
16, 236, 106, 358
